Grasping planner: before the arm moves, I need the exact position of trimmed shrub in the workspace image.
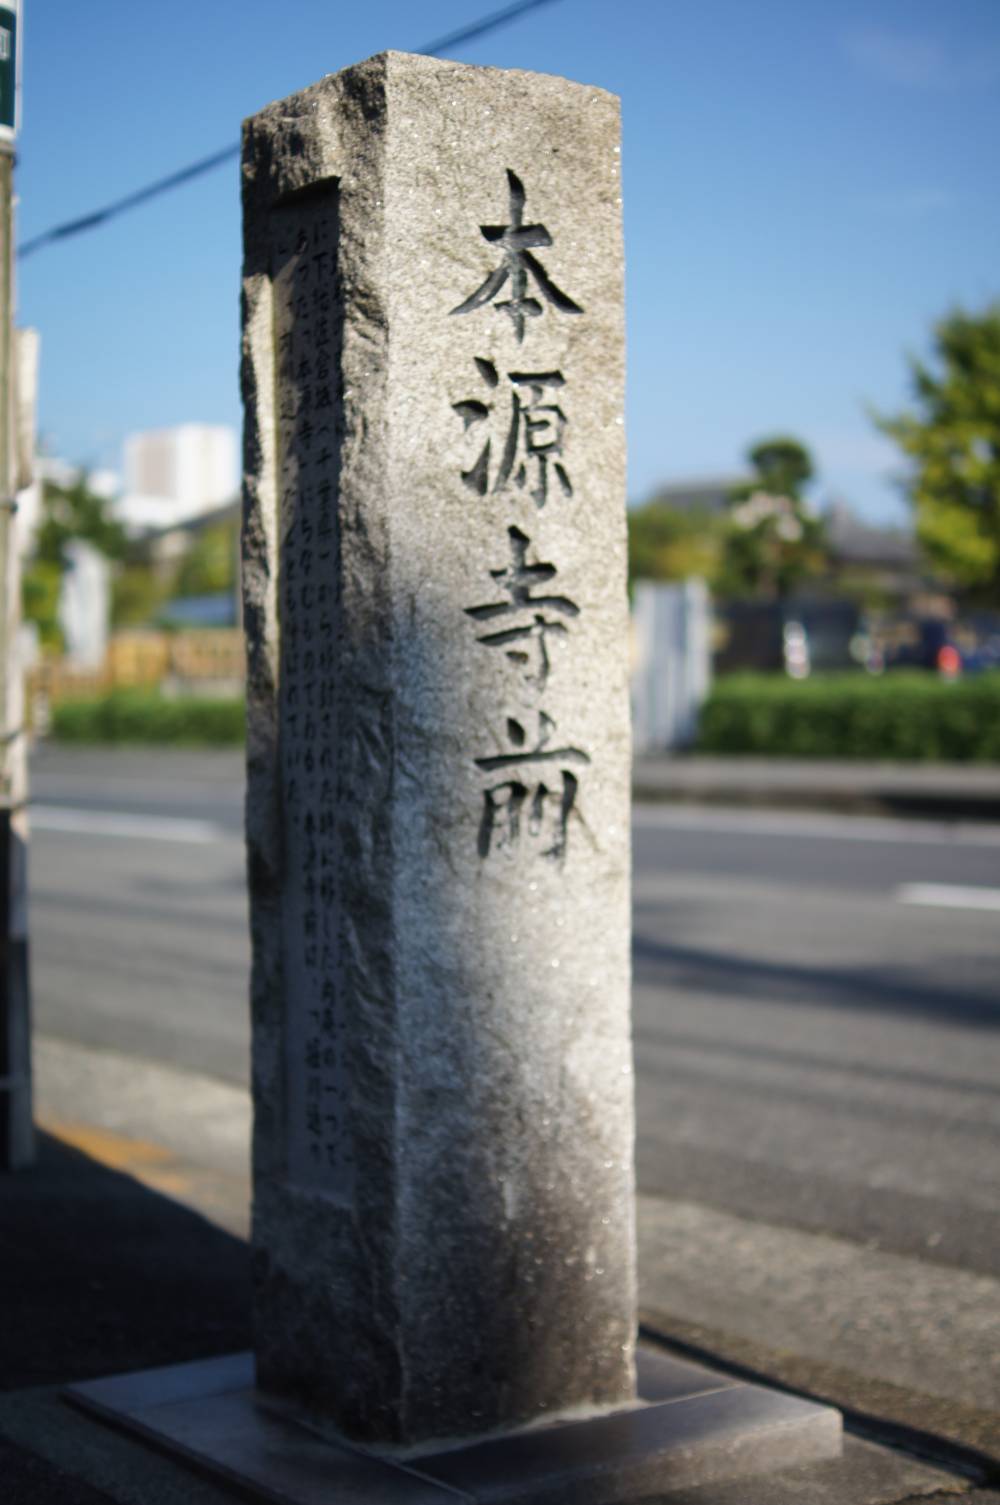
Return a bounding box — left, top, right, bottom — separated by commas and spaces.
50, 690, 245, 746
696, 671, 1000, 762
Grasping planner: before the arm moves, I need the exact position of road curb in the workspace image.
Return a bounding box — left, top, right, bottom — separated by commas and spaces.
632, 779, 1000, 823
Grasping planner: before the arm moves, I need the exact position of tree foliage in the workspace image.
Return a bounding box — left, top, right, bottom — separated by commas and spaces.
875, 303, 1000, 602
172, 519, 238, 599
734, 437, 814, 503
717, 436, 827, 600
111, 565, 171, 629
35, 474, 128, 570
629, 435, 828, 600
627, 503, 723, 586
23, 474, 128, 648
21, 560, 63, 649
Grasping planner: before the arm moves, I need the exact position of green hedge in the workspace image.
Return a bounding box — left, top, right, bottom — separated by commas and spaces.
50, 674, 1000, 760
696, 671, 1000, 762
50, 690, 246, 746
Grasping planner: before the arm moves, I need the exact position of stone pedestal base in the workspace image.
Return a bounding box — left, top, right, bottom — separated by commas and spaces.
66, 1346, 841, 1504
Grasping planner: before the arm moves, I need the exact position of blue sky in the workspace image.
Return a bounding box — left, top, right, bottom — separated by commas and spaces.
15, 0, 1000, 522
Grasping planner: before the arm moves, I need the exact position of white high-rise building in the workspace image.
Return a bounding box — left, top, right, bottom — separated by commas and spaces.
116, 424, 238, 533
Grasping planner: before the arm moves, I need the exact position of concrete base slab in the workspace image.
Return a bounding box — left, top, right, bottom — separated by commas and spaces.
65, 1346, 841, 1504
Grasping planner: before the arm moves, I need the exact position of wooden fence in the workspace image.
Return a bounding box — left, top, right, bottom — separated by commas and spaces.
28, 629, 246, 711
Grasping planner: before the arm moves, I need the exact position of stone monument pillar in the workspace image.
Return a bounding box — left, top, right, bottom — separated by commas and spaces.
68, 53, 839, 1504
242, 51, 635, 1448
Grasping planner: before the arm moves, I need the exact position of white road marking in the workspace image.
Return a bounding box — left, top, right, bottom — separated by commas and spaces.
634, 803, 1000, 847
29, 799, 1000, 866
31, 804, 225, 845
896, 883, 1000, 913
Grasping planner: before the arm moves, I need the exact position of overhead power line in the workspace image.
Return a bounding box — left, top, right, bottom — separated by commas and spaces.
19, 145, 241, 258
418, 0, 558, 55
19, 0, 562, 260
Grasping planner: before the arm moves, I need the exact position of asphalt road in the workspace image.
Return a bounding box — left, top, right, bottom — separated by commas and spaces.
27, 745, 1000, 1283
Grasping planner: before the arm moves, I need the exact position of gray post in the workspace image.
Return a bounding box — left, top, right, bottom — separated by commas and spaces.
0, 142, 32, 1173
242, 51, 635, 1449
632, 579, 712, 753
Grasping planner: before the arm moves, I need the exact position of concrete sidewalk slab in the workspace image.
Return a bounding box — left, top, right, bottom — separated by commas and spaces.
34, 1035, 251, 1236
637, 1197, 1000, 1423
0, 1035, 991, 1502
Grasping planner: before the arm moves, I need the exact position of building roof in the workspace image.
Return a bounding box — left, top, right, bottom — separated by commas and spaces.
641, 475, 752, 513
825, 502, 917, 569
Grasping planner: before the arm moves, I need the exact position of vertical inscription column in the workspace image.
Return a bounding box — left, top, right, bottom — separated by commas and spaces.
243, 51, 634, 1451
271, 192, 350, 1194
451, 170, 589, 862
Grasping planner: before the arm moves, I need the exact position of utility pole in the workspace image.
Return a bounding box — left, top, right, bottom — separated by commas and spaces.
0, 0, 32, 1171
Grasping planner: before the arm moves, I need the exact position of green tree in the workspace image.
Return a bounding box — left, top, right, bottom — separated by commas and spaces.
874, 303, 1000, 602
733, 436, 814, 503
23, 473, 129, 647
35, 473, 128, 569
172, 518, 238, 599
717, 436, 827, 600
627, 503, 723, 586
111, 564, 171, 629
21, 560, 63, 649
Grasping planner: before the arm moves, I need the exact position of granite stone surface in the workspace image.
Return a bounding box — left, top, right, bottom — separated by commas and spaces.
241, 51, 634, 1448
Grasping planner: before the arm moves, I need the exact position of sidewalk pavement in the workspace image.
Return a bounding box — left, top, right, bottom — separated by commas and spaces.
633, 756, 1000, 819
1, 1037, 998, 1503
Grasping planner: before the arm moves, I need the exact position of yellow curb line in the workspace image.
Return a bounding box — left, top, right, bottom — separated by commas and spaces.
38, 1117, 193, 1199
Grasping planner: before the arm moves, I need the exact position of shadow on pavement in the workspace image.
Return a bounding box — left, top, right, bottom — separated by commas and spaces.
0, 1132, 251, 1393
633, 936, 1000, 1032
631, 1021, 1000, 1102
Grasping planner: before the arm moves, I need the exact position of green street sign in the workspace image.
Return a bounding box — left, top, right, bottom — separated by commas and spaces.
0, 4, 18, 139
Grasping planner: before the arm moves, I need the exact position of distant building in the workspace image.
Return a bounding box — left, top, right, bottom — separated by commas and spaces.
116, 424, 238, 534
641, 474, 752, 514
823, 500, 919, 599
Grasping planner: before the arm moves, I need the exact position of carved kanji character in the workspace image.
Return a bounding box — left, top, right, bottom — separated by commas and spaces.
465, 527, 580, 690
476, 714, 588, 863
478, 767, 583, 864
474, 711, 589, 774
453, 360, 572, 508
451, 170, 583, 342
